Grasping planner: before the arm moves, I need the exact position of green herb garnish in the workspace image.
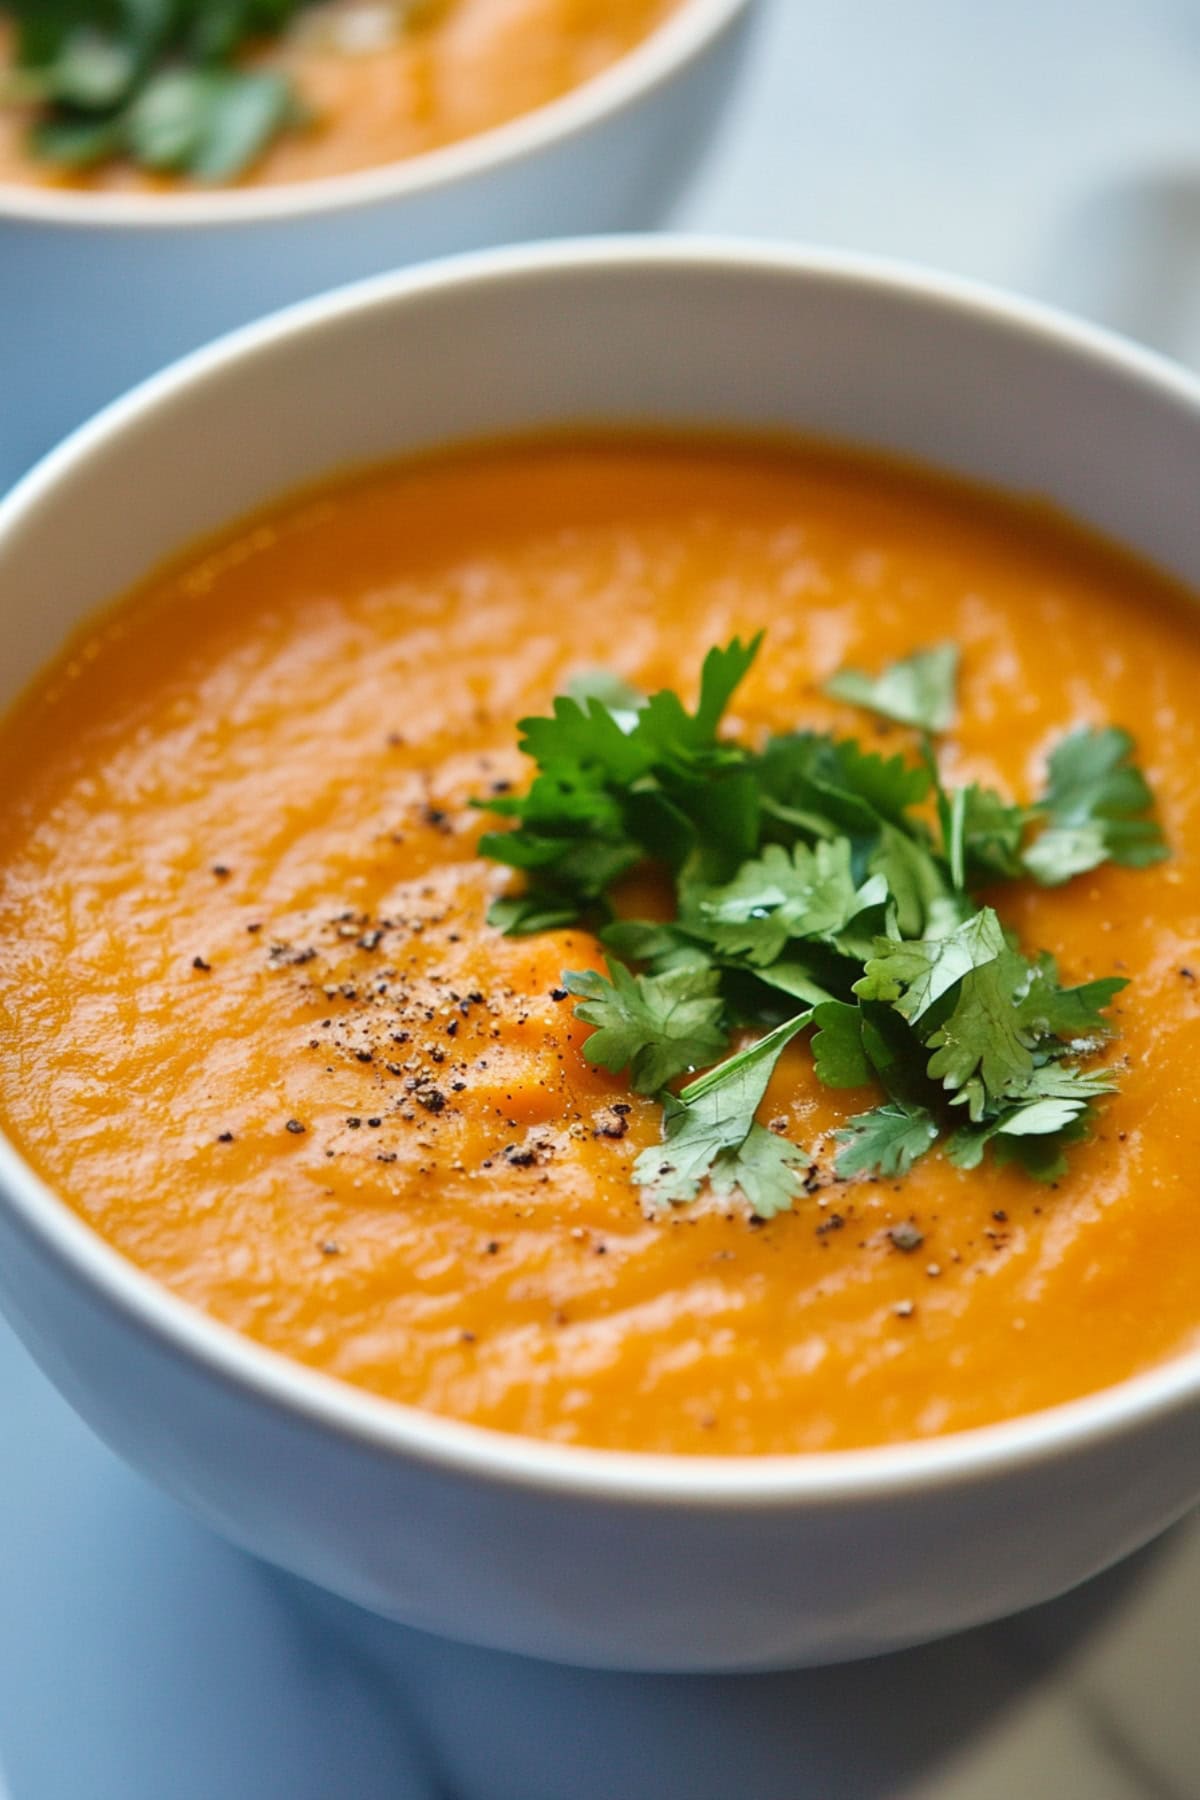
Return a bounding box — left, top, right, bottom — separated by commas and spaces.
477, 638, 1166, 1215
5, 0, 318, 178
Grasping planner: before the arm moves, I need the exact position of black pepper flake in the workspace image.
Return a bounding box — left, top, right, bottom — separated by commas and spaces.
419, 1089, 447, 1114
358, 930, 383, 952
594, 1109, 629, 1140
246, 921, 262, 933
485, 1240, 500, 1255
504, 1145, 537, 1167
612, 1102, 631, 1116
346, 1117, 362, 1129
285, 1119, 306, 1135
451, 1081, 468, 1093
992, 1209, 1008, 1224
320, 1241, 341, 1256
889, 1222, 924, 1254
367, 1117, 382, 1129
216, 1131, 234, 1144
446, 1020, 458, 1038
549, 988, 569, 1002
354, 1049, 374, 1064
211, 863, 231, 879
1181, 967, 1196, 983
816, 1212, 845, 1236
376, 1151, 398, 1164
192, 955, 212, 972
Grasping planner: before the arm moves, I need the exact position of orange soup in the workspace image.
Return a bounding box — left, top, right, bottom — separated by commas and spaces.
1, 436, 1198, 1455
0, 0, 676, 190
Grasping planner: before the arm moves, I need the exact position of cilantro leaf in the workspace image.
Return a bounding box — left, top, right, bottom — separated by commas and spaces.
694, 635, 764, 741
633, 1013, 811, 1215
675, 1012, 812, 1107
868, 824, 967, 940
622, 634, 762, 769
958, 784, 1030, 882
924, 949, 1036, 1101
854, 908, 1007, 1022
824, 644, 959, 733
683, 839, 883, 966
747, 959, 840, 1007
1011, 1062, 1118, 1111
757, 732, 899, 840
858, 1000, 941, 1110
637, 1102, 809, 1218
947, 1088, 1101, 1177
825, 739, 932, 822
661, 767, 761, 882
709, 1125, 810, 1219
1016, 955, 1125, 1043
566, 668, 645, 727
834, 1103, 939, 1178
1024, 726, 1167, 884
517, 697, 652, 791
564, 960, 728, 1094
810, 1000, 873, 1088
599, 920, 710, 974
480, 834, 638, 923
990, 1109, 1094, 1181
486, 893, 581, 935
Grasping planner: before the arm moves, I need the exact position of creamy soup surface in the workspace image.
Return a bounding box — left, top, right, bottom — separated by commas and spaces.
0, 0, 677, 190
1, 435, 1198, 1454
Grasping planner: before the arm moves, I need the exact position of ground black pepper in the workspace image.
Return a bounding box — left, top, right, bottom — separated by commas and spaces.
889, 1222, 924, 1253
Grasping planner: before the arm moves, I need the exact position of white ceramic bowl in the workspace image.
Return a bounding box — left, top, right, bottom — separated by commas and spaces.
0, 0, 754, 491
1, 240, 1199, 1673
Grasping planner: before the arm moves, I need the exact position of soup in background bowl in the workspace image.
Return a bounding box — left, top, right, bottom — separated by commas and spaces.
0, 240, 1198, 1670
0, 0, 754, 488
0, 0, 681, 191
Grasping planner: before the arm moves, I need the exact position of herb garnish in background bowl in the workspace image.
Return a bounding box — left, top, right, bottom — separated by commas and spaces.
479, 638, 1166, 1214
4, 0, 325, 178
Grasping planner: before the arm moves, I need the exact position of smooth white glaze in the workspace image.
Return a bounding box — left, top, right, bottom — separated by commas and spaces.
0, 0, 754, 489
0, 241, 1198, 1670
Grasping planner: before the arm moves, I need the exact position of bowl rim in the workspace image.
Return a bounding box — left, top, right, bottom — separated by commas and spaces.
0, 0, 751, 230
2, 233, 1200, 1508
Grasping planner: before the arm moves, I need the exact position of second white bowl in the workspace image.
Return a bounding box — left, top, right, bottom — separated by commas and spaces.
0, 0, 754, 491
0, 239, 1198, 1670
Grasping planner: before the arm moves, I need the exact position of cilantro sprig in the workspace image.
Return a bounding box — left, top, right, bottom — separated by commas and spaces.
4, 0, 318, 178
478, 638, 1165, 1215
